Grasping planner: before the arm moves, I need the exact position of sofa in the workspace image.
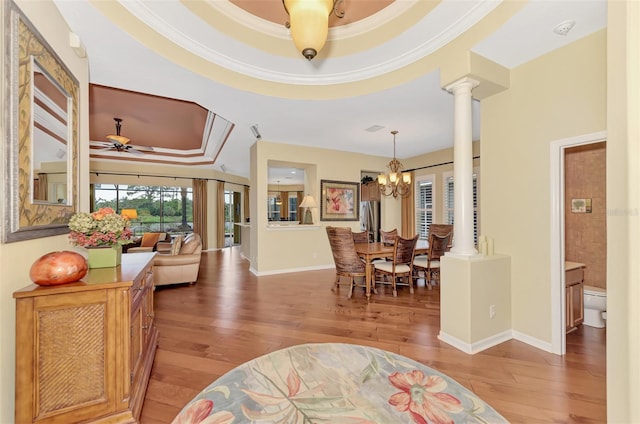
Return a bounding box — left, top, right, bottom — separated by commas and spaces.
153, 233, 202, 286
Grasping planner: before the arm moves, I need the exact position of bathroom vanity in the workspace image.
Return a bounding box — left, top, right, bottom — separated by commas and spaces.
565, 261, 586, 333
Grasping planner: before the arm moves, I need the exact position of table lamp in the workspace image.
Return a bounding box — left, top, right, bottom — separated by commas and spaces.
121, 209, 138, 220
299, 195, 317, 225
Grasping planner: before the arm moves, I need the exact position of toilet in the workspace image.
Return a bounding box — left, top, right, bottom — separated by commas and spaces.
583, 285, 606, 328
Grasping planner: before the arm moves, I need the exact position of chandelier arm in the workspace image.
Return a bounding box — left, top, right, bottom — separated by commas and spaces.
397, 181, 412, 197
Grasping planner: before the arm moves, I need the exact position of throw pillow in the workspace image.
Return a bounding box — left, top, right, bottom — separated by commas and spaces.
170, 235, 183, 256
140, 232, 161, 247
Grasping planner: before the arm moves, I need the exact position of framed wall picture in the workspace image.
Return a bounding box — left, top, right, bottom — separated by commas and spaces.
571, 198, 592, 213
320, 180, 360, 221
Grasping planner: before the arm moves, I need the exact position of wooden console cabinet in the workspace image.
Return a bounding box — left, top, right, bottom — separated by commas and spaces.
565, 261, 585, 333
14, 252, 158, 423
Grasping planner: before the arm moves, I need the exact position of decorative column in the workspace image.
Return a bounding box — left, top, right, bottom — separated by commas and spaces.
445, 77, 479, 257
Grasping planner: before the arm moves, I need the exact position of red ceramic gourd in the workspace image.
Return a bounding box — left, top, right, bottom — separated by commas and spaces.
29, 251, 88, 286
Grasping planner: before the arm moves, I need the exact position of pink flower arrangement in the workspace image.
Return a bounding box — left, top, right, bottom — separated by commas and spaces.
68, 207, 133, 248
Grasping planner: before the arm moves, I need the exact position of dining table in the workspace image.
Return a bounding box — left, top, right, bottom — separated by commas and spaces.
354, 240, 429, 300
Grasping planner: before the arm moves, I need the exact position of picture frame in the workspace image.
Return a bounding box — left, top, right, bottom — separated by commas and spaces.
571, 198, 592, 213
320, 180, 360, 221
2, 1, 79, 242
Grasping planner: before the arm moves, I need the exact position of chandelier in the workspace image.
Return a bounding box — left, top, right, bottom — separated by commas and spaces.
378, 131, 411, 198
275, 180, 282, 205
283, 0, 345, 60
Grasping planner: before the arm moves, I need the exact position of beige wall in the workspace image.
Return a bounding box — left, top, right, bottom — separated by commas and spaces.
480, 30, 606, 343
564, 142, 606, 288
250, 141, 401, 274
606, 1, 639, 421
0, 1, 90, 421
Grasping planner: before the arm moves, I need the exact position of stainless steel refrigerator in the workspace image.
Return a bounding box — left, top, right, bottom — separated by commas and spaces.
360, 201, 380, 242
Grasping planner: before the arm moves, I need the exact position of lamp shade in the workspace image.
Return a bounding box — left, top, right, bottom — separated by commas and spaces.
299, 195, 318, 208
284, 0, 333, 60
121, 209, 138, 219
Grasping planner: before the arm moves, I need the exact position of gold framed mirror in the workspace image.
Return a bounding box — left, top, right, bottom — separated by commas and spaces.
3, 1, 79, 242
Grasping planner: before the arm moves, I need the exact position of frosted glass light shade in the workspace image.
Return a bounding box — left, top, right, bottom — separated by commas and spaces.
300, 195, 318, 208
284, 0, 333, 60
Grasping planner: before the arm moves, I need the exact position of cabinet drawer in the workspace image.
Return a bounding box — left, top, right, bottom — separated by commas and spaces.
566, 267, 584, 286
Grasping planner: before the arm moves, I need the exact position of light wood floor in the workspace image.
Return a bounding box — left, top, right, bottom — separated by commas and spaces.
141, 248, 606, 423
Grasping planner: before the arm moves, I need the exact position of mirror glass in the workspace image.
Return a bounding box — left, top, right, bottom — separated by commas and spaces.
32, 60, 70, 205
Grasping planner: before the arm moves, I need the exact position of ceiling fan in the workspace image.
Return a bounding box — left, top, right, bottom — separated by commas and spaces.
94, 117, 154, 156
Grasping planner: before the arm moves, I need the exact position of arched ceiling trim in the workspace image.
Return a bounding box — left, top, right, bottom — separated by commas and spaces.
87, 0, 523, 100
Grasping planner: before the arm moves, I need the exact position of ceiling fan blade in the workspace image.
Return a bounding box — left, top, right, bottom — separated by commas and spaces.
124, 145, 145, 156
107, 134, 130, 145
91, 141, 114, 147
129, 144, 154, 152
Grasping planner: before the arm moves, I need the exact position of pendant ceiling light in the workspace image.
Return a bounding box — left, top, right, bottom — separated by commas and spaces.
283, 0, 345, 60
275, 180, 282, 205
378, 131, 411, 198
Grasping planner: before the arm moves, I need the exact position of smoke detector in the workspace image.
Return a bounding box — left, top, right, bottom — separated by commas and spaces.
553, 20, 576, 36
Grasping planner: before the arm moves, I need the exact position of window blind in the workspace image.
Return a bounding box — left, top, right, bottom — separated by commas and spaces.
415, 177, 434, 240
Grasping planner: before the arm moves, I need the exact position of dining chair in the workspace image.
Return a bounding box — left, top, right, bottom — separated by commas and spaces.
374, 234, 418, 296
428, 224, 454, 239
380, 228, 398, 245
413, 231, 452, 290
325, 226, 366, 299
352, 231, 369, 244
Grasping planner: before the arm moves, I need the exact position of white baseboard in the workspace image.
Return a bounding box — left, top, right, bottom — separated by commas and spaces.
251, 264, 334, 276
511, 330, 554, 353
438, 329, 555, 355
438, 330, 513, 354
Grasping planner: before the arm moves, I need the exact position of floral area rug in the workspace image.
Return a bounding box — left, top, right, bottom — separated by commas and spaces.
172, 343, 508, 424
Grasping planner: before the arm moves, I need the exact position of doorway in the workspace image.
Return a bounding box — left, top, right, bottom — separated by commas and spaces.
224, 190, 242, 247
550, 131, 606, 354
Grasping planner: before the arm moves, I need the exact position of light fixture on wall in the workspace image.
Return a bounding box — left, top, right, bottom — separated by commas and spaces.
282, 0, 345, 60
378, 130, 411, 198
250, 124, 262, 139
299, 194, 318, 224
275, 181, 282, 205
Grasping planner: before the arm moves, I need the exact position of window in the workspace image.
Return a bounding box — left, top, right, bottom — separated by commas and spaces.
443, 170, 480, 244
415, 175, 435, 240
288, 193, 298, 221
92, 183, 193, 236
267, 193, 281, 221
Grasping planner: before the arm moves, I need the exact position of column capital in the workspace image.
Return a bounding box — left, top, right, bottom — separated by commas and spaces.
444, 77, 480, 94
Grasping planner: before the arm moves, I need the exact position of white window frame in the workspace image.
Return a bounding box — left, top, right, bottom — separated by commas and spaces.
267, 193, 280, 221
442, 168, 480, 244
415, 174, 435, 240
288, 193, 298, 221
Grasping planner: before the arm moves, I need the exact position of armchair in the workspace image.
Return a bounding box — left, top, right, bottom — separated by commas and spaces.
153, 233, 202, 286
125, 232, 169, 253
